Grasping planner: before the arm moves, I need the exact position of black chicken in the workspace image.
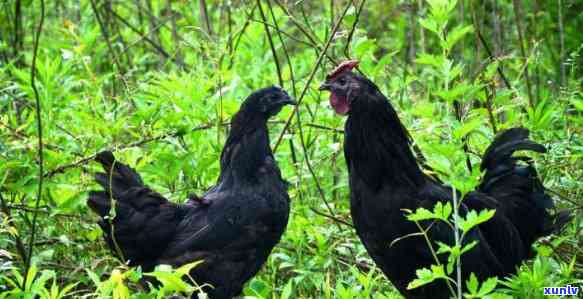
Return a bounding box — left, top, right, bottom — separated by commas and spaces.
87, 86, 295, 299
319, 61, 570, 298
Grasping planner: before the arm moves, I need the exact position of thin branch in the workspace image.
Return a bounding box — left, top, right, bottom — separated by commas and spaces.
305, 123, 343, 134
558, 0, 566, 87
4, 204, 81, 219
343, 0, 366, 58
273, 1, 354, 234
44, 122, 227, 178
512, 0, 534, 107
13, 0, 23, 65
0, 121, 69, 154
248, 18, 314, 49
23, 0, 45, 289
310, 207, 354, 228
267, 0, 295, 96
470, 1, 511, 90
295, 96, 342, 231
89, 0, 126, 95
118, 0, 196, 51
272, 0, 352, 152
273, 0, 338, 65
0, 193, 28, 265
199, 0, 213, 36
104, 4, 183, 67
484, 83, 498, 134
257, 0, 283, 87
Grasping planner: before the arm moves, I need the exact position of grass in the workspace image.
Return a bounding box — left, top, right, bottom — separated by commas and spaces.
0, 0, 581, 298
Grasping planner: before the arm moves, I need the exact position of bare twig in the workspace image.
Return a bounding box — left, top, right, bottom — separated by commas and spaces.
558, 0, 566, 87
44, 122, 224, 178
305, 123, 343, 133
295, 98, 342, 231
344, 0, 366, 58
13, 0, 23, 65
144, 0, 163, 65
484, 84, 498, 134
23, 0, 45, 289
272, 0, 352, 152
249, 18, 313, 48
0, 193, 28, 265
230, 4, 258, 56
89, 0, 126, 95
257, 0, 283, 87
199, 0, 213, 36
0, 121, 69, 154
267, 0, 295, 96
167, 0, 184, 67
273, 1, 338, 65
310, 207, 354, 228
5, 204, 81, 219
274, 1, 355, 234
470, 1, 511, 90
104, 5, 183, 67
512, 0, 534, 107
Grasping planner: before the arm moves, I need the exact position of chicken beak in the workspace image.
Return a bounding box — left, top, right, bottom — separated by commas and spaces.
284, 97, 297, 105
319, 82, 331, 91
278, 96, 297, 106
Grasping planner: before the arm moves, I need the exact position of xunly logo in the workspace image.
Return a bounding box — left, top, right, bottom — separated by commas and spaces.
543, 285, 580, 296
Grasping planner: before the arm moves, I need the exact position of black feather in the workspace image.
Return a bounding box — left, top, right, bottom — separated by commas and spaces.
337, 72, 571, 298
86, 87, 291, 299
481, 128, 547, 171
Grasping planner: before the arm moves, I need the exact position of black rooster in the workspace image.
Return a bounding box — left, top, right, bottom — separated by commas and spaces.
320, 61, 570, 298
87, 86, 295, 299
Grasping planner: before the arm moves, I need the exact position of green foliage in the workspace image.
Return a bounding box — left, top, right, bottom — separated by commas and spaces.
405, 200, 496, 295
0, 264, 78, 299
464, 274, 498, 299
0, 0, 581, 298
497, 256, 583, 299
82, 262, 205, 299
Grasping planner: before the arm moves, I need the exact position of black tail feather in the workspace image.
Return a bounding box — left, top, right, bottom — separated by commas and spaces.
87, 151, 176, 268
543, 210, 573, 235
480, 128, 547, 172
93, 151, 144, 199
478, 127, 572, 244
87, 191, 111, 217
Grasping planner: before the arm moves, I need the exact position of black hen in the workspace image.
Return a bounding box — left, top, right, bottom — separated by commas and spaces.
320, 61, 570, 298
87, 86, 295, 299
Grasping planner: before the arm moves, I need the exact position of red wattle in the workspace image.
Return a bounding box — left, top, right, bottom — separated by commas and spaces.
330, 93, 350, 115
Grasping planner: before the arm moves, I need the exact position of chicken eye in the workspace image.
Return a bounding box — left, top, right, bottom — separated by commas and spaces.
338, 78, 347, 85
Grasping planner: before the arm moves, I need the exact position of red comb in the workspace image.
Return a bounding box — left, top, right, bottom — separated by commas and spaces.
326, 60, 359, 80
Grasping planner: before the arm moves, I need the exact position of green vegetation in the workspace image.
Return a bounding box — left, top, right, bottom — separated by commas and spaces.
0, 0, 581, 298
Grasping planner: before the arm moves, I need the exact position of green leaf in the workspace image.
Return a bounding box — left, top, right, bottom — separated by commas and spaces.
478, 277, 498, 296
444, 25, 474, 51
433, 201, 452, 221
460, 240, 478, 255
466, 273, 479, 294
458, 209, 496, 233
407, 268, 435, 290
415, 53, 445, 68
281, 279, 294, 299
85, 269, 102, 288
406, 202, 452, 223
572, 99, 583, 112
407, 265, 448, 290
419, 18, 440, 35
406, 207, 436, 222
436, 241, 453, 255
176, 260, 204, 277
453, 117, 484, 140
446, 245, 461, 274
